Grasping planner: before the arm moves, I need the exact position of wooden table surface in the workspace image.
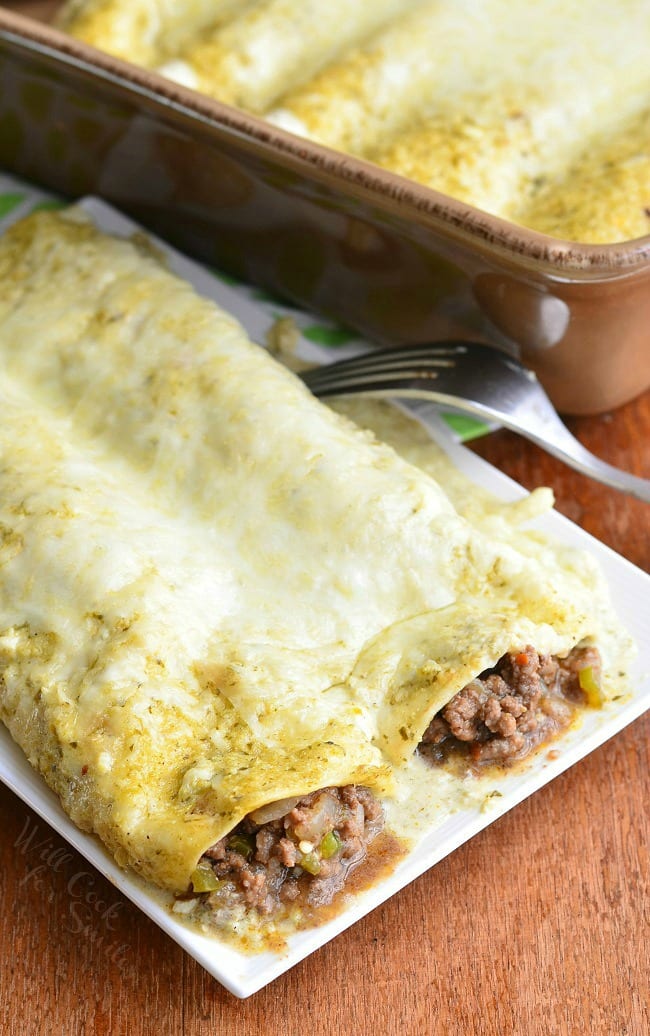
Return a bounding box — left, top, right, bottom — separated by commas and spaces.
0, 6, 648, 1029
1, 390, 648, 1036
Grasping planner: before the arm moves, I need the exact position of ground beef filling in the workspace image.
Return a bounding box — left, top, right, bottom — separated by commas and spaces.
189, 785, 384, 917
420, 644, 602, 766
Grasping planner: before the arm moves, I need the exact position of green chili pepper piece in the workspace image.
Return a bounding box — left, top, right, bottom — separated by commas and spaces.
578, 665, 602, 706
190, 863, 222, 893
319, 830, 342, 859
227, 833, 255, 859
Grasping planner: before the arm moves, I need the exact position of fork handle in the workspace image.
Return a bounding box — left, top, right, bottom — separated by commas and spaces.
512, 411, 650, 504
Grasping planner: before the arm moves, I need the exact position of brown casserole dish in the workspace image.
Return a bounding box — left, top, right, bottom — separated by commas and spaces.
1, 1, 649, 413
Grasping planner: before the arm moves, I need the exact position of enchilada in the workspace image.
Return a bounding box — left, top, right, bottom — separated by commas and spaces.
0, 210, 631, 930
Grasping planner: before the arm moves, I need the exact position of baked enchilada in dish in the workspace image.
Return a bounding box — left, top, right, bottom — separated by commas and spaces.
0, 209, 632, 937
57, 0, 650, 243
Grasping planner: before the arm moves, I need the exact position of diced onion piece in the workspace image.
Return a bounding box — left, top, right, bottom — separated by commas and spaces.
291, 791, 338, 842
172, 897, 199, 915
248, 797, 302, 825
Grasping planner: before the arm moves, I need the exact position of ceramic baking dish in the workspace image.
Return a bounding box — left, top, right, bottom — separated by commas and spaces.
1, 2, 650, 414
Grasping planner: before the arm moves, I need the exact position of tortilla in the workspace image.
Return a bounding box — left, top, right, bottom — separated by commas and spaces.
162, 0, 418, 113
56, 0, 248, 67
0, 210, 619, 894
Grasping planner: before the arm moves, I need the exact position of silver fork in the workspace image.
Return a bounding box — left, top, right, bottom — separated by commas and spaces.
301, 342, 650, 503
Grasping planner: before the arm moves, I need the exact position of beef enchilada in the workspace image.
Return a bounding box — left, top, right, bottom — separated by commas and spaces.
0, 210, 631, 933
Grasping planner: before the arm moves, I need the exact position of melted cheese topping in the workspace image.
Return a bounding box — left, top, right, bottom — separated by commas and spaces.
166, 0, 420, 114
0, 211, 631, 893
57, 0, 249, 66
515, 104, 650, 243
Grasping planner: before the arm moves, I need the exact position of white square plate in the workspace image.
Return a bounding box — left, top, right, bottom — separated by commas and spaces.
0, 192, 648, 998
